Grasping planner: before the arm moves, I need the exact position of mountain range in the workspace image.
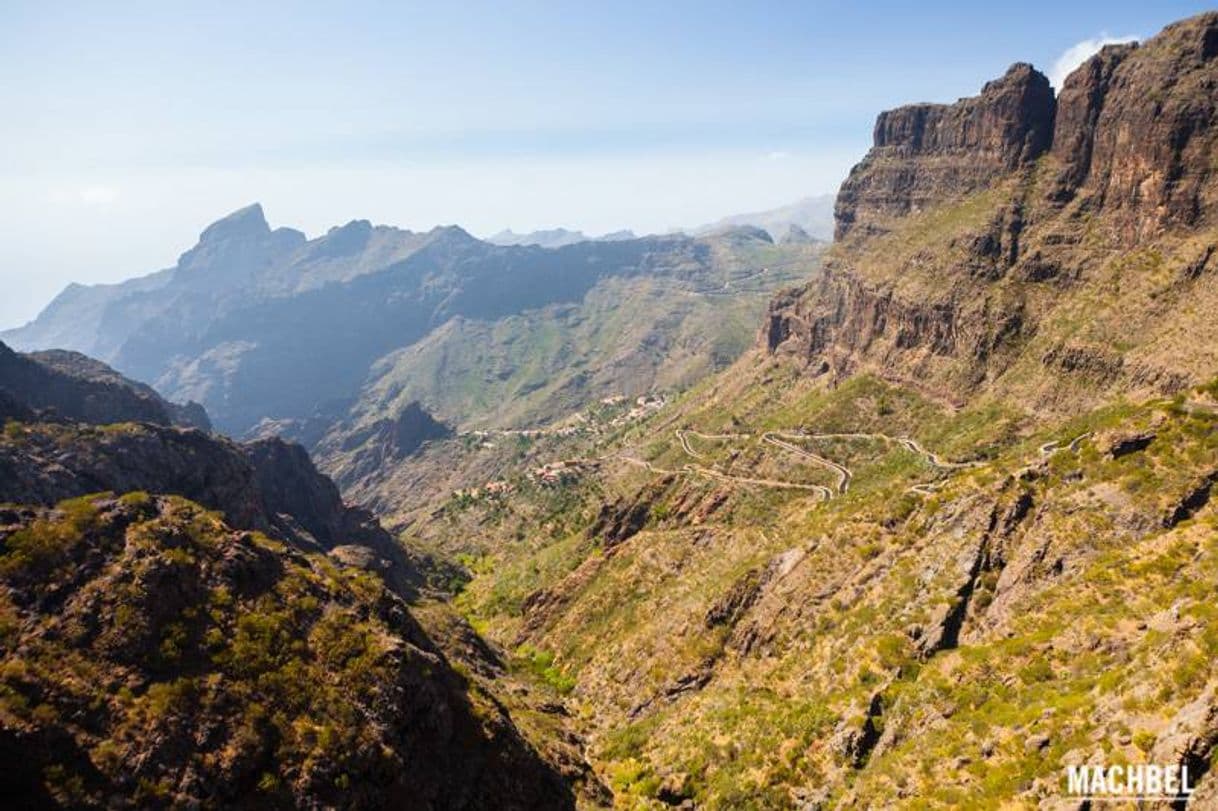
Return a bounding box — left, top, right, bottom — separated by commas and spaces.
484, 194, 837, 249
5, 9, 1218, 809
3, 209, 821, 448
486, 228, 638, 248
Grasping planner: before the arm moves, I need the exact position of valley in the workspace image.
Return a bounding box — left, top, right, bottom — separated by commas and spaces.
4, 8, 1218, 809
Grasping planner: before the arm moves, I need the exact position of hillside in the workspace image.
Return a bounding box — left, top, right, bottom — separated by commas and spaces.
0, 339, 589, 808
346, 12, 1218, 807
0, 342, 208, 430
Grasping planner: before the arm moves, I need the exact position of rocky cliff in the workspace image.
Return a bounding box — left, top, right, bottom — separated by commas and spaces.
318, 401, 454, 492
1051, 15, 1218, 244
767, 12, 1218, 414
834, 62, 1054, 241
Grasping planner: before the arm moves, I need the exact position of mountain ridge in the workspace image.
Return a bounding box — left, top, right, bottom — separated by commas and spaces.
4, 207, 822, 442
768, 11, 1218, 417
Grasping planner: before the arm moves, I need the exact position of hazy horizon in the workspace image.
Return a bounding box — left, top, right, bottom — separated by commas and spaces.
3, 0, 1212, 328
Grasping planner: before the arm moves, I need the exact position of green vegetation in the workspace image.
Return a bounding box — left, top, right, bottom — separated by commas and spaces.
419, 355, 1218, 808
514, 645, 577, 694
0, 493, 513, 806
340, 240, 821, 433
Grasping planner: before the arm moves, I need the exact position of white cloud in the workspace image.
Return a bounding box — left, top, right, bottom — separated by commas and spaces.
766, 150, 792, 161
1049, 34, 1138, 91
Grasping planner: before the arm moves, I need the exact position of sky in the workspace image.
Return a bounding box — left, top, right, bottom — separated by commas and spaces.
1, 1, 1213, 328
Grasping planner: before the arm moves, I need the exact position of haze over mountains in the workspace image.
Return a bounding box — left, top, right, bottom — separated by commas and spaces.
482, 194, 837, 249
5, 8, 1218, 809
486, 228, 638, 248
4, 202, 823, 444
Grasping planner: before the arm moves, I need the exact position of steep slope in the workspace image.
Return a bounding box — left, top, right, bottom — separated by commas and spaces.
0, 341, 208, 430
0, 346, 582, 808
324, 233, 816, 435
0, 494, 572, 809
369, 12, 1218, 808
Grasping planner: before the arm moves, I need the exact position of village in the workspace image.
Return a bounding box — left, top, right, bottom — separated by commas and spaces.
451, 393, 665, 502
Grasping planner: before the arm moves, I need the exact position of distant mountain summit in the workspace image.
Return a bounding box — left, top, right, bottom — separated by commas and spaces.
689, 194, 836, 242
486, 227, 637, 247
487, 228, 587, 248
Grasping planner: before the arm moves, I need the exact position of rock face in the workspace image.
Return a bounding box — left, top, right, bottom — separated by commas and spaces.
1052, 14, 1218, 244
830, 11, 1218, 246
0, 341, 208, 430
835, 63, 1055, 240
389, 401, 454, 457
767, 12, 1218, 412
319, 402, 454, 491
1048, 42, 1138, 195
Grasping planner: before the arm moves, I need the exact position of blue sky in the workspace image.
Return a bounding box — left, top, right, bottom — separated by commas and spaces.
2, 0, 1213, 327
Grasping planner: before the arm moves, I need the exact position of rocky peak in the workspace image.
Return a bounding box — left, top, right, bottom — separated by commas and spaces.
1049, 42, 1138, 194
391, 401, 453, 457
836, 63, 1054, 240
309, 218, 375, 259
873, 63, 1053, 161
707, 224, 775, 245
764, 12, 1218, 411
1051, 11, 1218, 243
175, 203, 305, 289
198, 202, 270, 244
779, 224, 814, 244
426, 224, 480, 248
835, 12, 1218, 247
320, 402, 453, 492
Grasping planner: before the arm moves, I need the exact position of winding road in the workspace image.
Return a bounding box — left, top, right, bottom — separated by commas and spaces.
656, 426, 978, 499
675, 429, 752, 459
761, 432, 853, 494
513, 406, 1107, 505
616, 454, 833, 498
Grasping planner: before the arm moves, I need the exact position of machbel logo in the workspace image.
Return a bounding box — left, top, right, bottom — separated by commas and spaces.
1065, 764, 1194, 801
